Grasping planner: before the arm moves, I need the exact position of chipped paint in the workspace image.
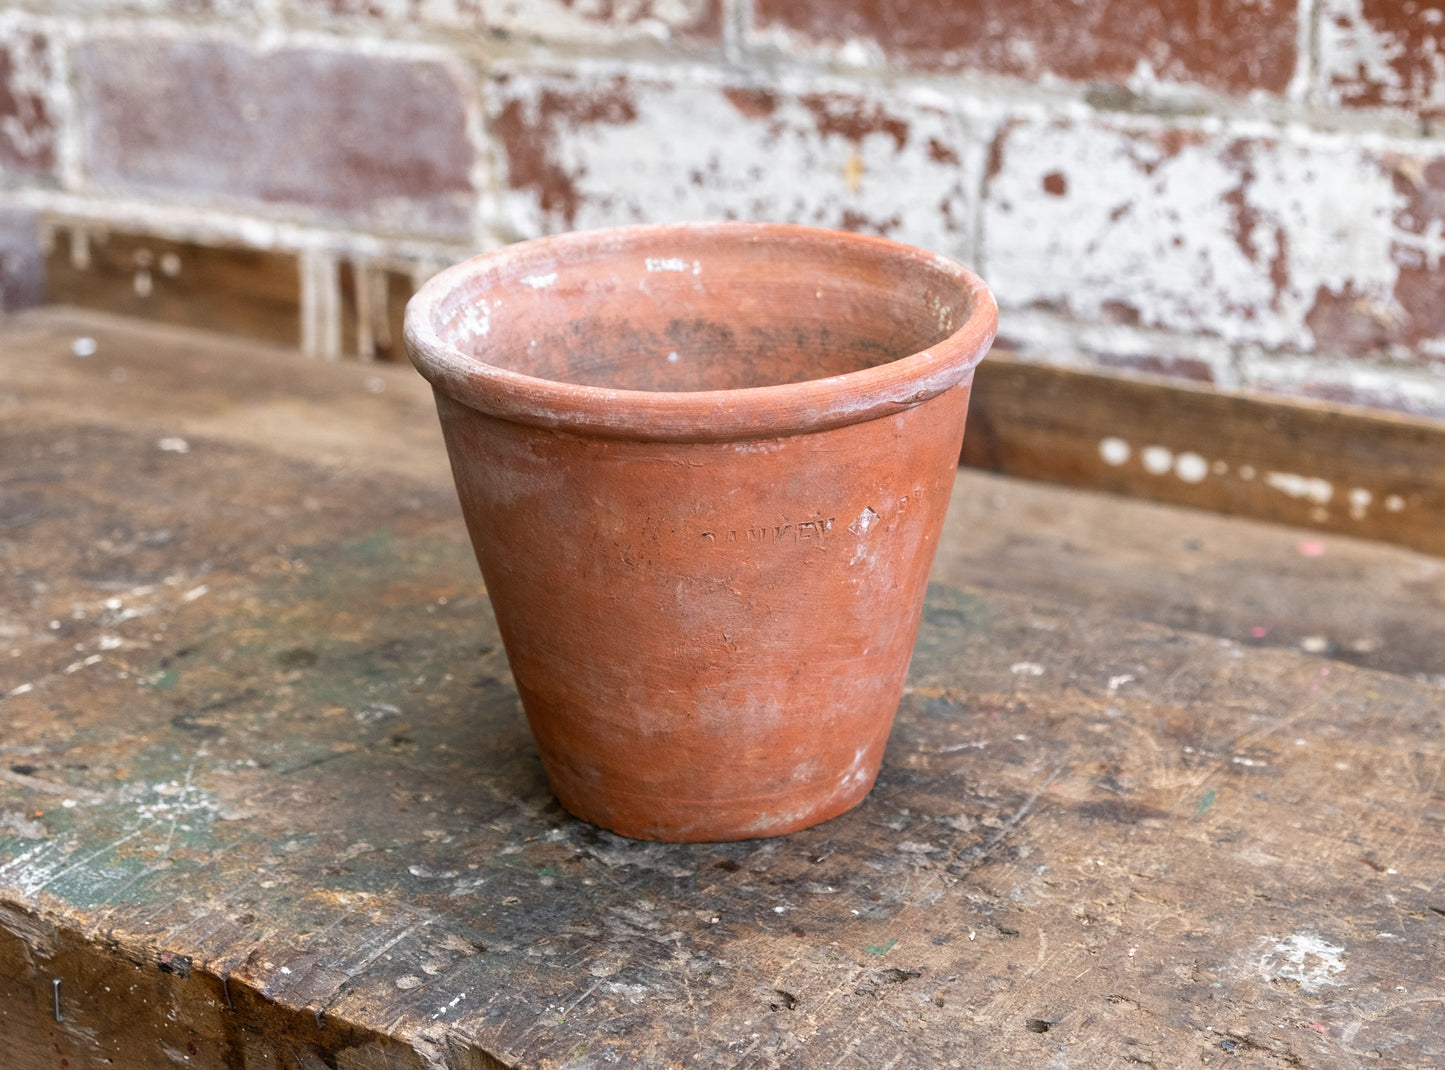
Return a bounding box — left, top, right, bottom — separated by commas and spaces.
492, 67, 983, 259
986, 122, 1402, 352
1318, 0, 1445, 113
1256, 933, 1347, 992
1141, 445, 1173, 475
1098, 436, 1130, 466
1173, 452, 1208, 483
1264, 471, 1334, 505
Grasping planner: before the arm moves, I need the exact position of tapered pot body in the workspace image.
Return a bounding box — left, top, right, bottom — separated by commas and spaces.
406, 223, 996, 841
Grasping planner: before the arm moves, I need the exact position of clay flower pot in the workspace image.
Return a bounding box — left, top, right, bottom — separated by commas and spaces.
405, 222, 996, 842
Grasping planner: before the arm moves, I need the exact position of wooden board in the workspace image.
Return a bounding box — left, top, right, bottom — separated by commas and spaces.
44, 223, 302, 349
964, 354, 1445, 558
2, 308, 1444, 1069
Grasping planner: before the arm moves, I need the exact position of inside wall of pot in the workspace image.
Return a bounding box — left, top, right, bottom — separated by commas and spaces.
431, 234, 976, 392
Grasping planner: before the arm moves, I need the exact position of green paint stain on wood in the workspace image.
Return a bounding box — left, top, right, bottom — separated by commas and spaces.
865, 937, 898, 956
145, 668, 178, 690
1197, 789, 1217, 817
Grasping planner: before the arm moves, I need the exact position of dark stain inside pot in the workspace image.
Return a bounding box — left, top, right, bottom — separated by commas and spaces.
433, 236, 973, 392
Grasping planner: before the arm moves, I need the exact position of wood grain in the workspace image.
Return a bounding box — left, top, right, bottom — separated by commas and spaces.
1, 309, 1442, 1069
965, 353, 1445, 557
44, 223, 302, 348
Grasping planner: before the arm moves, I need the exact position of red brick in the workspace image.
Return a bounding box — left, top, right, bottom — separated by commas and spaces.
752, 0, 1298, 96
1299, 152, 1445, 361
1383, 154, 1445, 354
76, 39, 475, 239
489, 69, 981, 257
1318, 0, 1445, 115
0, 29, 58, 178
290, 0, 721, 44
0, 207, 43, 311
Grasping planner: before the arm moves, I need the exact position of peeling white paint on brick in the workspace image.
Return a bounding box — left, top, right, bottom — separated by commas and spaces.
491, 66, 987, 263
1317, 0, 1445, 113
985, 119, 1402, 351
293, 0, 714, 43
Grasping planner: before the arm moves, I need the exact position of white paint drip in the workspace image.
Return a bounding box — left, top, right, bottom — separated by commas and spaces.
1265, 471, 1334, 505
1099, 436, 1130, 466
1348, 487, 1372, 520
1257, 933, 1347, 993
1011, 662, 1045, 676
1174, 451, 1208, 483
1385, 494, 1405, 512
1141, 445, 1173, 476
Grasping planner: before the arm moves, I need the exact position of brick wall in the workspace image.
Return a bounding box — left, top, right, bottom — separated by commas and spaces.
1, 2, 1443, 418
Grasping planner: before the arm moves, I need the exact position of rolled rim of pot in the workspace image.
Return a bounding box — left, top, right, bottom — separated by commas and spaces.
404, 221, 998, 444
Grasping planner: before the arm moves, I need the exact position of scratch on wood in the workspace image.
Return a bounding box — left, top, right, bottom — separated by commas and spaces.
947, 765, 1063, 877
0, 768, 105, 803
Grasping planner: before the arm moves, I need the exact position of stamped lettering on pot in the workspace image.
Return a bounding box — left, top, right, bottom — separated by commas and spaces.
698, 517, 835, 545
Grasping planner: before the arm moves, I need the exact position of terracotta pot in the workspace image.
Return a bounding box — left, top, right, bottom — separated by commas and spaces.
405, 222, 996, 842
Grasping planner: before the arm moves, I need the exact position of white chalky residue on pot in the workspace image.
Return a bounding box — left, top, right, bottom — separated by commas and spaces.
839, 746, 871, 789
458, 298, 492, 339
521, 273, 557, 289
848, 506, 880, 535
1349, 487, 1373, 519
645, 257, 692, 273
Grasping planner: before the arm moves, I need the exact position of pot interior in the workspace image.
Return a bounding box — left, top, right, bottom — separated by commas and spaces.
429, 230, 977, 393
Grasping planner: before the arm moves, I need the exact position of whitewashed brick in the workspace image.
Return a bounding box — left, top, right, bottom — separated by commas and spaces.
1317, 0, 1445, 115
488, 67, 985, 263
983, 120, 1403, 353
295, 0, 720, 45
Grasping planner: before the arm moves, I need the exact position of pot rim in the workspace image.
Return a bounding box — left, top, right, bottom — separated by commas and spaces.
404, 221, 998, 443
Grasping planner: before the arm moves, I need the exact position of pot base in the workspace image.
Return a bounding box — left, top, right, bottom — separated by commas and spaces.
549, 765, 884, 842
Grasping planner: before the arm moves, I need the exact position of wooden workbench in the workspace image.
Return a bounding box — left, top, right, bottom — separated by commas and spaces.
2, 307, 1443, 1069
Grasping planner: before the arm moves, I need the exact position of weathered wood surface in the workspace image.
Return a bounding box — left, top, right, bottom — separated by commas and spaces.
964, 354, 1445, 559
44, 224, 304, 350
2, 308, 1444, 1069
